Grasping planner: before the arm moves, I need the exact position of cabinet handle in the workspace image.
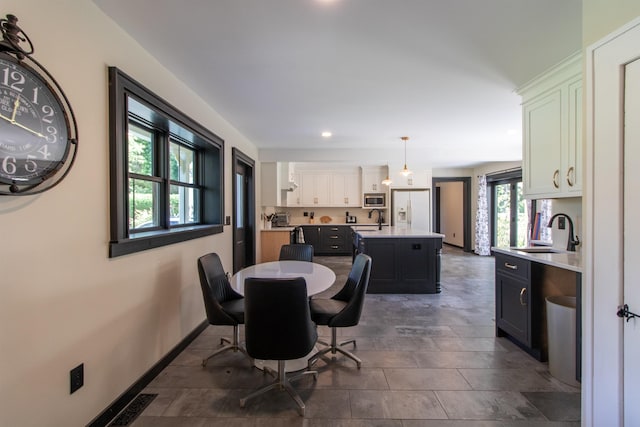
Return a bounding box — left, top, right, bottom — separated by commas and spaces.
330, 236, 339, 239
566, 166, 575, 187
331, 245, 339, 249
504, 262, 518, 270
519, 287, 527, 306
553, 170, 560, 188
520, 288, 527, 305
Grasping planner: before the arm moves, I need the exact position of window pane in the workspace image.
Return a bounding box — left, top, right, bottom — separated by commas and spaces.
170, 141, 195, 184
128, 124, 153, 175
538, 199, 553, 242
129, 178, 159, 229
494, 183, 511, 247
236, 173, 244, 228
515, 182, 528, 247
170, 184, 198, 224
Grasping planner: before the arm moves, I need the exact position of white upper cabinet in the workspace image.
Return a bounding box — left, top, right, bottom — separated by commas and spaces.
518, 52, 582, 199
362, 166, 387, 193
286, 171, 301, 206
300, 172, 332, 206
567, 79, 582, 194
331, 172, 361, 206
263, 162, 388, 207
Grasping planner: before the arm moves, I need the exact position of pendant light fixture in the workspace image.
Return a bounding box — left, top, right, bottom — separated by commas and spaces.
400, 136, 412, 176
381, 163, 392, 186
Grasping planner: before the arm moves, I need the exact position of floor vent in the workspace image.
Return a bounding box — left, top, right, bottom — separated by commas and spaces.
109, 393, 157, 426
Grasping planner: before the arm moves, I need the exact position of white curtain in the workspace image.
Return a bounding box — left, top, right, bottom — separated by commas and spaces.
475, 175, 491, 256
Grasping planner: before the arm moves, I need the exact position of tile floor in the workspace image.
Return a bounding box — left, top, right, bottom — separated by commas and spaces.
128, 246, 581, 426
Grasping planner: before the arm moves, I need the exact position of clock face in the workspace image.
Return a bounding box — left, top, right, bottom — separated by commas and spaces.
0, 55, 70, 184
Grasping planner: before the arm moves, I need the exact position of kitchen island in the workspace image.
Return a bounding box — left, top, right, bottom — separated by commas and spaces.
354, 227, 444, 293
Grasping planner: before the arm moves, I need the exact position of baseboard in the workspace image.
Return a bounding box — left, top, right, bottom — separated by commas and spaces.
87, 320, 208, 427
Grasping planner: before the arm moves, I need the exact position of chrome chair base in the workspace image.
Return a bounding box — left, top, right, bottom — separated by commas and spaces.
240, 360, 318, 416
308, 327, 361, 369
202, 325, 251, 367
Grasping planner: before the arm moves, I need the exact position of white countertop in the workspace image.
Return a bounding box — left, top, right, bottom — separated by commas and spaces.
492, 246, 582, 273
262, 227, 295, 232
355, 226, 445, 239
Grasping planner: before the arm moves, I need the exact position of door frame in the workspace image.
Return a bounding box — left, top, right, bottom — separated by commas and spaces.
431, 177, 471, 251
232, 148, 256, 273
585, 15, 640, 426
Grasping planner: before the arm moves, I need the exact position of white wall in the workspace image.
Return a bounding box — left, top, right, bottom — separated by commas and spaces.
437, 182, 464, 246
0, 1, 258, 426
549, 197, 582, 252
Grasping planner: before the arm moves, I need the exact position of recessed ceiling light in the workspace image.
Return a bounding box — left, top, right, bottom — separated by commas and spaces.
321, 131, 332, 138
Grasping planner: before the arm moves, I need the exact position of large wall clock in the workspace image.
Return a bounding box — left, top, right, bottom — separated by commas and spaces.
0, 14, 77, 195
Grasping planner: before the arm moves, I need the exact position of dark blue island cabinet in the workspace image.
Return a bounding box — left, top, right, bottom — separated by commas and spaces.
355, 228, 443, 293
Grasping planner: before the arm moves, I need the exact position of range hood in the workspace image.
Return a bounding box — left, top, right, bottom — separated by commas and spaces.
282, 181, 298, 192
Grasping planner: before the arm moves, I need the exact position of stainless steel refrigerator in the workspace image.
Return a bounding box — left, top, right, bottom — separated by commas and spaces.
391, 188, 431, 231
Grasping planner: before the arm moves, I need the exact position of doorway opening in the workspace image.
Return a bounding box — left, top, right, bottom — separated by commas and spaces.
432, 177, 471, 252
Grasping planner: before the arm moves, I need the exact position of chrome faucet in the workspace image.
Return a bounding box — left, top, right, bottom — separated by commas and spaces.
369, 209, 384, 230
547, 213, 580, 252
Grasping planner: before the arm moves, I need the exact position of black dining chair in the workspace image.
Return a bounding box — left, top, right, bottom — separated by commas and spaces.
240, 277, 318, 416
307, 253, 372, 369
279, 244, 314, 262
197, 253, 251, 366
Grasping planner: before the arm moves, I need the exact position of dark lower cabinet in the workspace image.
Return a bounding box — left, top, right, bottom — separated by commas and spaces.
301, 226, 321, 251
357, 236, 442, 293
301, 225, 351, 255
495, 253, 544, 361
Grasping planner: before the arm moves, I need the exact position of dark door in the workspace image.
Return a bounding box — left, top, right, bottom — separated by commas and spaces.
232, 149, 255, 273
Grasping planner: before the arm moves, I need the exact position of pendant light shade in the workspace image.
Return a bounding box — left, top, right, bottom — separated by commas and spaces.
381, 163, 392, 186
400, 136, 412, 176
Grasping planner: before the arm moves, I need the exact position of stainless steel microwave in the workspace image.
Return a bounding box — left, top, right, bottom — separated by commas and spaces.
363, 193, 386, 207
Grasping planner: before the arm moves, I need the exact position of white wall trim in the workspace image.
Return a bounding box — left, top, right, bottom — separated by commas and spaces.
585, 14, 640, 427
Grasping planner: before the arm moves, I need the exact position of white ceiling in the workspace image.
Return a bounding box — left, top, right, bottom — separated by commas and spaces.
94, 0, 582, 168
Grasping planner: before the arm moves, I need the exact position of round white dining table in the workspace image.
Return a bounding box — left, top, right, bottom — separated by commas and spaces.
230, 260, 337, 372
230, 260, 336, 296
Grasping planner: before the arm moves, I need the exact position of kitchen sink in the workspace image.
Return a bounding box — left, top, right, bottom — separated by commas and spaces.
511, 247, 562, 253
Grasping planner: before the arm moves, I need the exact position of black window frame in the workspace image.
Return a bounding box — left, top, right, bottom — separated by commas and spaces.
487, 169, 524, 248
108, 67, 224, 258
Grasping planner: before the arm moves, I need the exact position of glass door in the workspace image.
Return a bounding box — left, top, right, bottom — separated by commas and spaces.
492, 179, 528, 248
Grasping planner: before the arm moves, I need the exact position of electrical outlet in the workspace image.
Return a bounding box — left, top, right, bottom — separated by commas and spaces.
558, 217, 566, 230
70, 363, 84, 394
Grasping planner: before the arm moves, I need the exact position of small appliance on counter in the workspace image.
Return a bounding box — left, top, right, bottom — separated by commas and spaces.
272, 212, 290, 227
345, 211, 357, 223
